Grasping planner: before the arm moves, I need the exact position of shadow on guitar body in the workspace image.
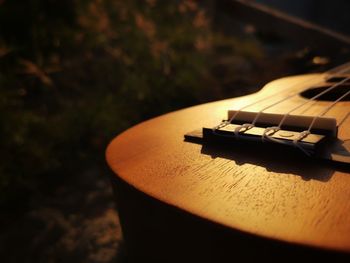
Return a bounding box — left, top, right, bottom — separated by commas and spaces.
199, 142, 335, 182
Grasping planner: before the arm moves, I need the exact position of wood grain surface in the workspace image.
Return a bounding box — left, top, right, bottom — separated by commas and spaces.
106, 73, 350, 259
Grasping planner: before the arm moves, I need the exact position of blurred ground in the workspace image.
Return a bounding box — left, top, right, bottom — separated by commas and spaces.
0, 168, 125, 263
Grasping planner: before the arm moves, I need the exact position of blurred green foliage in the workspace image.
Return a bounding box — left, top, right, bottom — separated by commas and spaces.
0, 0, 262, 204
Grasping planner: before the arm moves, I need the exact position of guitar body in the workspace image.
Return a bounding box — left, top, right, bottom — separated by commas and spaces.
106, 73, 350, 262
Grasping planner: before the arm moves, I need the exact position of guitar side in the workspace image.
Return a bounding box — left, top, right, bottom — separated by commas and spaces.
106, 74, 350, 262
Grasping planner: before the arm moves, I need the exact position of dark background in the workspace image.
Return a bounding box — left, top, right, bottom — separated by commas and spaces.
256, 0, 350, 34
0, 0, 349, 262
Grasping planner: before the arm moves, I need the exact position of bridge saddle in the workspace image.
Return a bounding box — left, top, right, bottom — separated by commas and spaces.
185, 111, 337, 156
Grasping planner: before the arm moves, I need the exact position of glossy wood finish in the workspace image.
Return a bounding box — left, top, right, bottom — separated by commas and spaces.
106, 74, 350, 260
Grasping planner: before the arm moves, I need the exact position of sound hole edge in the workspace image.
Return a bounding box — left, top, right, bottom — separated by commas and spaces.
300, 85, 350, 101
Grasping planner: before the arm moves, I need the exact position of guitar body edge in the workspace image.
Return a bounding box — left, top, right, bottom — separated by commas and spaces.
110, 175, 349, 262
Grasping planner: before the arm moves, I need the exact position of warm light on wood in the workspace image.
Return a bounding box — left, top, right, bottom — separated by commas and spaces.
106, 73, 350, 260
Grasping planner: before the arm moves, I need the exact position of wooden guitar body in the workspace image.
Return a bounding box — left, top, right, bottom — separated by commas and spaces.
106, 73, 350, 262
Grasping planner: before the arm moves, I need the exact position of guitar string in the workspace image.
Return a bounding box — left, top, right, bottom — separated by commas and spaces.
212, 60, 350, 155
233, 60, 350, 120
338, 111, 350, 127
262, 74, 350, 155
297, 81, 350, 115
274, 76, 349, 130
306, 88, 350, 131
268, 63, 350, 131
308, 90, 350, 131
213, 82, 307, 130
260, 76, 348, 144
252, 65, 350, 129
265, 87, 350, 156
214, 62, 350, 130
217, 62, 350, 135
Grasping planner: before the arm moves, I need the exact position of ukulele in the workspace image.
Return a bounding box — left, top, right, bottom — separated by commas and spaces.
106, 62, 350, 262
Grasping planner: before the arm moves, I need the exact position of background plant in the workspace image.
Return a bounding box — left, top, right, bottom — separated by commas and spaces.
0, 0, 262, 205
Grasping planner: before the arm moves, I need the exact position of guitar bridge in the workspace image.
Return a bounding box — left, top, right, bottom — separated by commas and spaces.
185, 111, 337, 156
